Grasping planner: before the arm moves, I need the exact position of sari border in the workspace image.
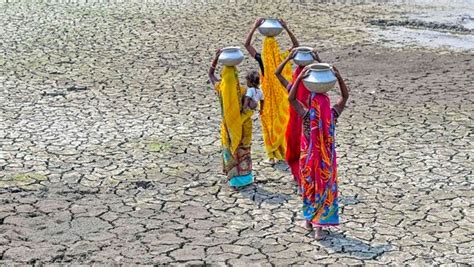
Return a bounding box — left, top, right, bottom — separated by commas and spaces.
228, 173, 254, 188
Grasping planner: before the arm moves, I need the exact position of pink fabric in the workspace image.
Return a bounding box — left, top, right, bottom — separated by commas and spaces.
299, 93, 339, 226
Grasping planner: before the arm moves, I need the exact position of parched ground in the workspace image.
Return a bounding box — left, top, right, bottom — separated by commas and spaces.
0, 1, 473, 265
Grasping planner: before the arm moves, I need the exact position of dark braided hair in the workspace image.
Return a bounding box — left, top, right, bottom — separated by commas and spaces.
245, 70, 260, 88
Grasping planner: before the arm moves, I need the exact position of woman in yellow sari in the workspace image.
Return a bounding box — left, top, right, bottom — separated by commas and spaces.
244, 18, 299, 164
208, 49, 254, 189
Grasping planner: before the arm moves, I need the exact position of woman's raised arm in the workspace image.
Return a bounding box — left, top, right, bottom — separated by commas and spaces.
279, 19, 299, 51
288, 66, 310, 117
331, 66, 349, 115
244, 18, 263, 58
275, 49, 296, 90
208, 49, 222, 86
311, 48, 322, 63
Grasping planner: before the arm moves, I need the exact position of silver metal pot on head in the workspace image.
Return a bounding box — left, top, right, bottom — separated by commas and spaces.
218, 47, 244, 66
258, 19, 284, 37
303, 63, 337, 93
293, 47, 316, 67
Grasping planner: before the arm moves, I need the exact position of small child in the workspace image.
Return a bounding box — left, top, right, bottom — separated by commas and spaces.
242, 70, 264, 113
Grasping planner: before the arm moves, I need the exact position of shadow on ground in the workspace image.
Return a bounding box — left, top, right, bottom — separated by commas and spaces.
318, 231, 393, 260
238, 183, 293, 205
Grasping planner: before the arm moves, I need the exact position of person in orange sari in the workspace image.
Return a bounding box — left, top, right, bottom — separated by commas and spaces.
275, 48, 321, 187
209, 49, 254, 189
244, 18, 299, 164
288, 65, 349, 240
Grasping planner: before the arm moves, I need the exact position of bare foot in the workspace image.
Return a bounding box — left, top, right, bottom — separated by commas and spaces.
299, 220, 313, 231
314, 227, 325, 240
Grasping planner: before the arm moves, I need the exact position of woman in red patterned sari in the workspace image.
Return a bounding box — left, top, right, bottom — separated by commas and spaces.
288, 65, 349, 240
275, 48, 321, 186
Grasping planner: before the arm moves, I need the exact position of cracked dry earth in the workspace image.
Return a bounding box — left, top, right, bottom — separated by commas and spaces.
0, 1, 473, 265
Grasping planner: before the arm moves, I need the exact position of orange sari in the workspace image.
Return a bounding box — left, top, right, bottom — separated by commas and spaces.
260, 37, 292, 160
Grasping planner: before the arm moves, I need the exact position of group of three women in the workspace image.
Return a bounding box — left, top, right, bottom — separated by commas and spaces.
208, 18, 349, 239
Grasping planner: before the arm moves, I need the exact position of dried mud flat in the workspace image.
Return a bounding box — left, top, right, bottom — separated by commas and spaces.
0, 1, 473, 265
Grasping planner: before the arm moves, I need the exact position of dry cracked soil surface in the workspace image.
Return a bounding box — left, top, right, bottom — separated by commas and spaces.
0, 1, 473, 265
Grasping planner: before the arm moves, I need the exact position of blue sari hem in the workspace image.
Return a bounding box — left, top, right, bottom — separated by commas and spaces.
229, 173, 253, 187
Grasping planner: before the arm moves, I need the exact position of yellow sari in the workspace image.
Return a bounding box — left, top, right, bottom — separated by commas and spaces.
260, 37, 292, 160
215, 66, 253, 187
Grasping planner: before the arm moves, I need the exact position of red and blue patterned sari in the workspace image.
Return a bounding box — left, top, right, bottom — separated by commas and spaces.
299, 92, 339, 226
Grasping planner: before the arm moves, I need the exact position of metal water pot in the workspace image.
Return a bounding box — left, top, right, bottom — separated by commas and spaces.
258, 19, 283, 37
303, 63, 337, 93
293, 47, 315, 66
218, 47, 244, 66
